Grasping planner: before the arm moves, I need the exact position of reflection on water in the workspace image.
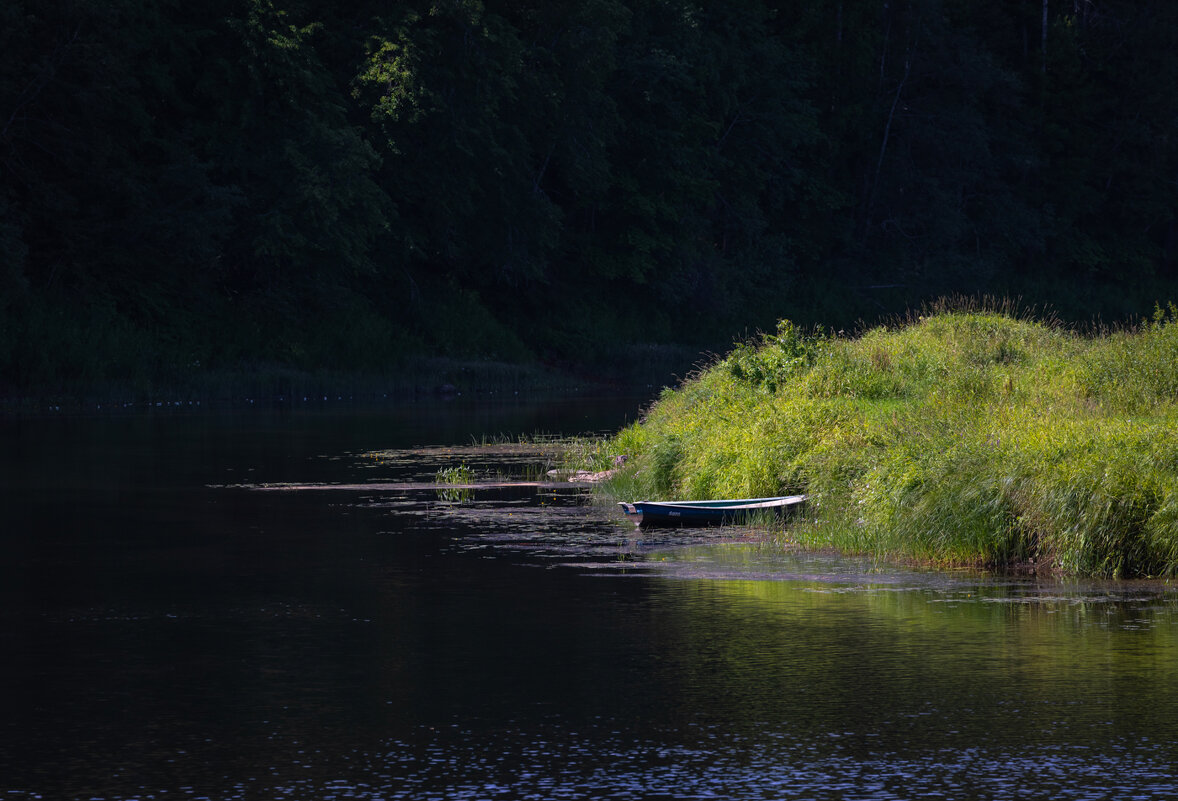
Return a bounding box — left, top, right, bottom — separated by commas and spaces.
3, 401, 1178, 800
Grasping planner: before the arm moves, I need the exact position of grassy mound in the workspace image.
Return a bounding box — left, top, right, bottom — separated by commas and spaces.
600, 303, 1178, 577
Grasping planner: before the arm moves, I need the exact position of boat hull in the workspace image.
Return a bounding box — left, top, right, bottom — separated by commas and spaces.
618, 495, 806, 528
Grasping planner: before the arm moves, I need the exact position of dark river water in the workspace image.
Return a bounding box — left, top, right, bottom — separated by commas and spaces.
3, 398, 1178, 800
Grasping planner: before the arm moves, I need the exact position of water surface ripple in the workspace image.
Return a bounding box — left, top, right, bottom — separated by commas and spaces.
3, 405, 1177, 800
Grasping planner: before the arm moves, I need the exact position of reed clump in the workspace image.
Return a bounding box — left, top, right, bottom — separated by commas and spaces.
601, 303, 1178, 577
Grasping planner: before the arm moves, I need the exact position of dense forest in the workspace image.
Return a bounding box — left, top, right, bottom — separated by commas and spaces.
3, 0, 1178, 394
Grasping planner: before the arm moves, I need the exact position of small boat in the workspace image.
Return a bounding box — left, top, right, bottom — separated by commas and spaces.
618, 495, 807, 528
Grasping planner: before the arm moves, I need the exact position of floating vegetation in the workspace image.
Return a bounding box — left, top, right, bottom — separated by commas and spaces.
435, 463, 477, 503
436, 463, 476, 485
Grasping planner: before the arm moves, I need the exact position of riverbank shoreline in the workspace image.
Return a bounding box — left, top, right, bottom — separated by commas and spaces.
0, 355, 681, 418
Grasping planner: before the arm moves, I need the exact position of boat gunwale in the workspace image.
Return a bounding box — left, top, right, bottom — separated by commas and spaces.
620, 495, 806, 513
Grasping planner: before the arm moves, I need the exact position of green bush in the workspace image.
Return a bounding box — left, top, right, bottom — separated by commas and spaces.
604, 305, 1178, 577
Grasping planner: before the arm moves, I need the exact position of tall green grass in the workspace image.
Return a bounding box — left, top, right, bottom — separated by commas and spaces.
599, 302, 1178, 577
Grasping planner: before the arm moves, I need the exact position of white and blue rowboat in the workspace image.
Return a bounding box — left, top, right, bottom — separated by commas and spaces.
618, 495, 807, 528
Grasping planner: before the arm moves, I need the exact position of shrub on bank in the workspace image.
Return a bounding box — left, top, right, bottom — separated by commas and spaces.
603, 306, 1178, 577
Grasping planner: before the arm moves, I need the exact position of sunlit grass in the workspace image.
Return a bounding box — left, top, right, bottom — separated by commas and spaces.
600, 301, 1178, 577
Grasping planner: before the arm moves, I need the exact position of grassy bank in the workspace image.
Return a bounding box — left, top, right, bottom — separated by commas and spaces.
597, 302, 1178, 577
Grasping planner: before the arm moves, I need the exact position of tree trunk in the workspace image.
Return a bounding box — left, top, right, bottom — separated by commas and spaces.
1041, 0, 1048, 73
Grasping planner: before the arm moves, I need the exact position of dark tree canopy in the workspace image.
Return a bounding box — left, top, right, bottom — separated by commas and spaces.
3, 0, 1177, 390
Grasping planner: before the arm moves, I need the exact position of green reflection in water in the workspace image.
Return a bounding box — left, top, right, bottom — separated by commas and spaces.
637, 543, 1178, 753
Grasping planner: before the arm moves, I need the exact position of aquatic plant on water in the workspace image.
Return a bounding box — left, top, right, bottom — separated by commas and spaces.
436, 463, 476, 503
